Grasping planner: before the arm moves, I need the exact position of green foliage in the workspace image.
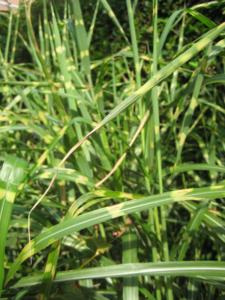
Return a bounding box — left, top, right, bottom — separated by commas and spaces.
0, 0, 225, 299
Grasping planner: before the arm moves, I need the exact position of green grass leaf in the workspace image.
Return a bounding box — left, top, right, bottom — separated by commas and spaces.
13, 261, 225, 288
0, 156, 28, 291
6, 182, 225, 284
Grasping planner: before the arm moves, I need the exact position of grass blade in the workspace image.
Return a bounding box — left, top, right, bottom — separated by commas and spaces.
13, 261, 225, 288
0, 156, 28, 292
186, 8, 217, 29
6, 182, 225, 284
100, 0, 128, 42
175, 74, 204, 164
122, 229, 139, 300
70, 0, 91, 76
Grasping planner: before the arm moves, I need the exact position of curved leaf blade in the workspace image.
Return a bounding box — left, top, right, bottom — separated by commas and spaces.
13, 261, 225, 288
0, 156, 28, 291
6, 183, 225, 284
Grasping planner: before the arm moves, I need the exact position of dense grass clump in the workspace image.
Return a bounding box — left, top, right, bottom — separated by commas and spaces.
0, 0, 225, 299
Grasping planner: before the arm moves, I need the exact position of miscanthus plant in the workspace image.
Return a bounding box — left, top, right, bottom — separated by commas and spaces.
0, 0, 225, 299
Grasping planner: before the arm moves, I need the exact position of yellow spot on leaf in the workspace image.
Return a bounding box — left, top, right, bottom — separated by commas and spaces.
75, 19, 84, 26
106, 203, 124, 218
6, 190, 16, 203
170, 188, 193, 201
80, 50, 89, 59
65, 82, 73, 89
179, 132, 186, 146
56, 46, 65, 54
